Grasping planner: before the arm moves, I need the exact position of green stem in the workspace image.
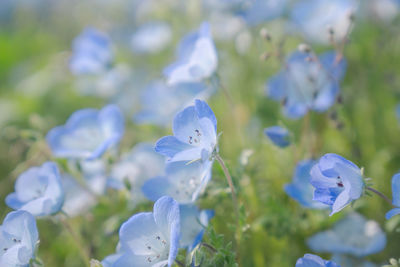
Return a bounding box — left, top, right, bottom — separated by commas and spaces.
60, 219, 91, 267
366, 187, 394, 207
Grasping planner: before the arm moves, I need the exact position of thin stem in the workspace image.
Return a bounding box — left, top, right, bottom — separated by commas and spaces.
60, 219, 91, 267
200, 242, 217, 253
215, 154, 239, 223
366, 187, 395, 207
175, 259, 185, 267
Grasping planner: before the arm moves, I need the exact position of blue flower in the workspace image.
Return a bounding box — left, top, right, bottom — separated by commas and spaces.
266, 50, 346, 119
46, 104, 124, 160
179, 205, 214, 252
0, 211, 39, 267
6, 162, 64, 217
102, 196, 180, 267
70, 27, 113, 75
78, 158, 108, 195
309, 153, 364, 215
131, 22, 172, 54
296, 254, 339, 267
238, 0, 287, 26
307, 213, 386, 257
142, 160, 213, 204
108, 143, 166, 203
396, 103, 400, 122
332, 254, 377, 267
164, 22, 218, 85
385, 173, 400, 219
155, 99, 217, 163
285, 160, 328, 209
134, 81, 210, 127
290, 0, 358, 44
61, 174, 96, 218
264, 126, 291, 148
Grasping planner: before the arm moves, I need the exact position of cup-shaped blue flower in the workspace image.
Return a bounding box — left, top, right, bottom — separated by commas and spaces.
131, 22, 172, 54
238, 0, 287, 26
46, 104, 124, 160
266, 50, 346, 119
385, 173, 400, 219
108, 143, 165, 203
102, 196, 180, 267
296, 254, 339, 267
155, 99, 217, 163
134, 81, 210, 127
70, 27, 113, 75
179, 205, 214, 252
142, 160, 213, 204
310, 153, 364, 215
307, 213, 386, 257
290, 0, 358, 45
163, 22, 218, 85
284, 160, 328, 209
264, 126, 291, 148
0, 210, 39, 267
6, 162, 64, 217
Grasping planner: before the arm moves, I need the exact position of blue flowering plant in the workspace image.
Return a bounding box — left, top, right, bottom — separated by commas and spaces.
0, 211, 39, 267
285, 160, 328, 209
296, 254, 339, 267
6, 162, 64, 217
164, 22, 218, 85
46, 104, 124, 160
266, 50, 347, 119
102, 196, 180, 267
385, 173, 400, 219
307, 213, 386, 257
309, 153, 364, 215
69, 27, 113, 75
264, 125, 291, 148
155, 99, 218, 164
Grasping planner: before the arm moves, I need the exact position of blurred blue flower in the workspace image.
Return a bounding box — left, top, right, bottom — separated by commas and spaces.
310, 153, 364, 215
285, 160, 328, 209
108, 143, 165, 203
264, 126, 291, 147
79, 159, 108, 195
70, 27, 113, 75
75, 64, 131, 98
296, 254, 339, 267
0, 210, 39, 267
290, 0, 358, 44
131, 22, 172, 54
238, 0, 287, 26
142, 160, 213, 204
164, 22, 218, 85
61, 174, 96, 218
102, 196, 180, 267
385, 173, 400, 219
134, 81, 210, 127
308, 213, 386, 257
266, 50, 346, 119
46, 105, 124, 160
155, 99, 217, 163
332, 254, 377, 267
6, 162, 64, 217
396, 103, 400, 122
179, 205, 214, 252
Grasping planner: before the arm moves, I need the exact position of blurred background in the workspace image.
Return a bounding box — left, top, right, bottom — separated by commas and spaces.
1, 0, 400, 266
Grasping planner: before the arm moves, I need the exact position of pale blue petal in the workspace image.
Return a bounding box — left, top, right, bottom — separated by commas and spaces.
391, 173, 400, 207
385, 208, 400, 220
